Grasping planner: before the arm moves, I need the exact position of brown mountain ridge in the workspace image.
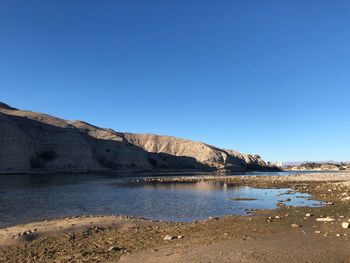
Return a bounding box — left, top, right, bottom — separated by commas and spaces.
0, 102, 277, 173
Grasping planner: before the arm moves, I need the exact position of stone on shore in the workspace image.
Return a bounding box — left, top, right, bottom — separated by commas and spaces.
305, 213, 312, 217
108, 246, 120, 252
341, 222, 349, 229
316, 217, 335, 222
164, 235, 174, 241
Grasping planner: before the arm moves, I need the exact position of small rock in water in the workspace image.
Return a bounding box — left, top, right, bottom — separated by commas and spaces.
164, 235, 174, 241
291, 224, 301, 228
284, 198, 291, 202
327, 202, 334, 205
342, 222, 350, 229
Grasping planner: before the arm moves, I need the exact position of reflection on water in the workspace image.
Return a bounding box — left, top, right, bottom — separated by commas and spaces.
121, 181, 236, 191
0, 173, 324, 228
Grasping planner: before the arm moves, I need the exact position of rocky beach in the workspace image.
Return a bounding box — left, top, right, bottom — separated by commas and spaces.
1, 172, 350, 262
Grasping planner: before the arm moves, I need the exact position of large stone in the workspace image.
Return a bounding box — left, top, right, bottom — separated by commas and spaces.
163, 235, 174, 241
316, 217, 335, 222
341, 222, 349, 229
108, 246, 121, 252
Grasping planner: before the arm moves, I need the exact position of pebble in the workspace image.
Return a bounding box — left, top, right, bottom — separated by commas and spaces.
177, 235, 184, 239
291, 224, 301, 228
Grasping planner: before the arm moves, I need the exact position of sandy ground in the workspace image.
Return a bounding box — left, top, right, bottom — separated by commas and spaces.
1, 172, 350, 262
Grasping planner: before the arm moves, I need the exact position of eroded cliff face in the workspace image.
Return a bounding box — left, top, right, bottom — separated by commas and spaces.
0, 103, 274, 173
122, 134, 267, 171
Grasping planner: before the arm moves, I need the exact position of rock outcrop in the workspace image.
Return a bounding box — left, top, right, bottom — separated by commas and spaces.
0, 102, 276, 173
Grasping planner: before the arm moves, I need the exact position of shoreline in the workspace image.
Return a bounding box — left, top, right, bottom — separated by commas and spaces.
1, 172, 350, 262
0, 168, 342, 177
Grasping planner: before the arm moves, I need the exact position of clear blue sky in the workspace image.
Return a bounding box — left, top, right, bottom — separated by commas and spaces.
1, 1, 349, 162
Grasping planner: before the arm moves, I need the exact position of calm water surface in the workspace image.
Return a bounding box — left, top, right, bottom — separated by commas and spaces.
0, 172, 325, 228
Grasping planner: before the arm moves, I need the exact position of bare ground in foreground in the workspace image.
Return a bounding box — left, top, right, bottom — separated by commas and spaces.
1, 172, 350, 262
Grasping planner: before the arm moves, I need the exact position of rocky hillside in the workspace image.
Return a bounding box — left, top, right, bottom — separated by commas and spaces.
0, 102, 276, 173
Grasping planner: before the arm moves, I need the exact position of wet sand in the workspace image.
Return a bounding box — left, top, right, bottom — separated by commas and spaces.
1, 172, 350, 262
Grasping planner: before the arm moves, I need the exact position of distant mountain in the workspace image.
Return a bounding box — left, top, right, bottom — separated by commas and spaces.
282, 161, 349, 167
282, 161, 350, 171
0, 102, 277, 173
